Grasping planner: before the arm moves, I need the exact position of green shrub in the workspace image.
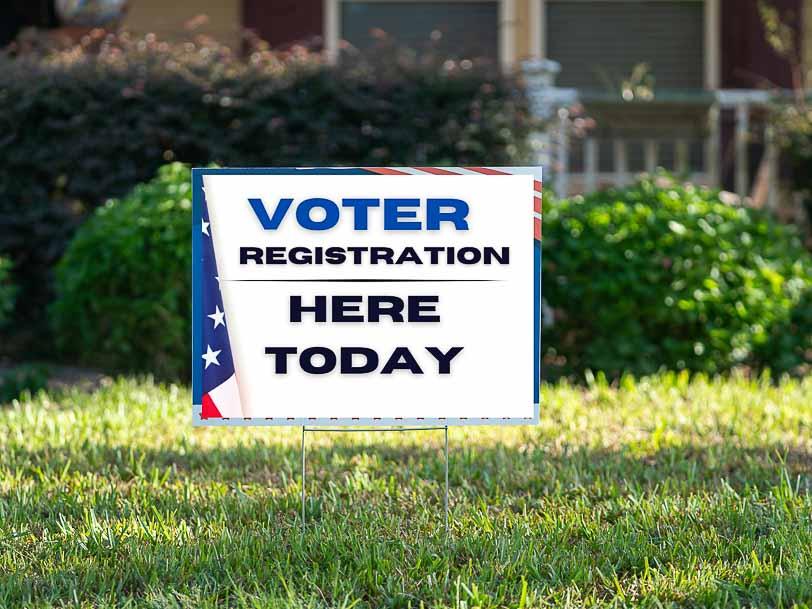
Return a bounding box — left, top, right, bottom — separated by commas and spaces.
0, 256, 16, 326
50, 163, 192, 379
0, 364, 50, 404
772, 104, 812, 248
542, 175, 812, 378
755, 286, 812, 376
0, 200, 82, 357
0, 34, 533, 356
0, 37, 530, 208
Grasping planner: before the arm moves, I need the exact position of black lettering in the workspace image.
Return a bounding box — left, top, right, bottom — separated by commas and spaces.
341, 347, 379, 373
368, 296, 404, 322
426, 346, 464, 374
408, 296, 440, 322
290, 295, 327, 322
333, 296, 364, 322
240, 247, 263, 264
264, 347, 297, 373
370, 247, 395, 264
381, 347, 423, 374
300, 347, 337, 374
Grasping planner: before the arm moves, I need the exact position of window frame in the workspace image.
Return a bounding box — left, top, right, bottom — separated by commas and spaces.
530, 0, 719, 89
324, 0, 515, 70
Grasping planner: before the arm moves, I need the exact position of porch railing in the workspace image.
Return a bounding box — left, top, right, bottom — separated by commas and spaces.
523, 60, 781, 209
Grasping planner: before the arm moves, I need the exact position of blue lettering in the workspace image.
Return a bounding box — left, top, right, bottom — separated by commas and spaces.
341, 198, 380, 229
427, 198, 469, 230
296, 198, 340, 230
384, 198, 421, 230
248, 196, 471, 230
248, 197, 293, 229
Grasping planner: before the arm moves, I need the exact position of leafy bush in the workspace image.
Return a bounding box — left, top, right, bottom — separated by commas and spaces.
0, 256, 16, 326
0, 364, 50, 404
755, 286, 812, 376
0, 35, 531, 210
0, 33, 533, 355
542, 175, 812, 378
50, 163, 192, 379
1, 36, 531, 206
772, 106, 812, 248
0, 200, 82, 356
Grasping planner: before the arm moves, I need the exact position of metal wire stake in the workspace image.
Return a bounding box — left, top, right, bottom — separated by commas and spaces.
301, 426, 306, 530
444, 425, 449, 536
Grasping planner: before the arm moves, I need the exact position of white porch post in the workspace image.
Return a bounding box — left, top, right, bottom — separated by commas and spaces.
706, 103, 720, 188
675, 139, 689, 176
644, 139, 658, 174
614, 139, 628, 186
584, 138, 598, 193
735, 102, 750, 198
555, 108, 570, 199
765, 124, 779, 211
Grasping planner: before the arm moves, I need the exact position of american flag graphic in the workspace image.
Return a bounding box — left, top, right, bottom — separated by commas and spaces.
199, 195, 243, 418
195, 166, 540, 421
362, 167, 542, 240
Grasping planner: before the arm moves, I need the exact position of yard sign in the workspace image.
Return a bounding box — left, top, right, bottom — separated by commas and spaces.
192, 167, 541, 426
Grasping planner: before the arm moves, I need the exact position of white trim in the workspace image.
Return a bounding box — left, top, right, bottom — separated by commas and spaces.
704, 0, 720, 89
531, 0, 544, 58
325, 0, 339, 63
532, 0, 719, 91
500, 0, 516, 70
644, 139, 658, 173
706, 102, 721, 187
325, 0, 511, 68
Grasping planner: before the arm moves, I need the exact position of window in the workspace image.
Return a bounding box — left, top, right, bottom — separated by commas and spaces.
543, 1, 705, 91
328, 1, 506, 65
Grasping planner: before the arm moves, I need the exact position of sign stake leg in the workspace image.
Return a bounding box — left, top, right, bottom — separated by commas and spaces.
444, 425, 449, 537
301, 426, 306, 530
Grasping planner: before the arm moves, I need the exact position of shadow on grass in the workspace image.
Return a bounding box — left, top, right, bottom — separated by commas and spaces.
8, 436, 812, 496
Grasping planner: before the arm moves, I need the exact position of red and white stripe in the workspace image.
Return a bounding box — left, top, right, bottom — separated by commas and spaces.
364, 167, 542, 241
202, 374, 243, 419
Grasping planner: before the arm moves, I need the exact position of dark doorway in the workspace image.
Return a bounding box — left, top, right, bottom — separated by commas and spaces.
242, 0, 323, 49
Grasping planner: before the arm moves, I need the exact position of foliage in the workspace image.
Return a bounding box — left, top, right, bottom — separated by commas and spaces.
542, 175, 812, 378
50, 163, 192, 379
756, 0, 812, 247
0, 199, 82, 356
0, 32, 533, 355
756, 285, 812, 375
0, 33, 531, 209
0, 256, 16, 326
0, 32, 530, 196
0, 364, 50, 404
772, 103, 812, 245
0, 374, 810, 606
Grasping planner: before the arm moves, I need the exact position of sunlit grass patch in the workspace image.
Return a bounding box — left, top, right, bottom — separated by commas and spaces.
0, 373, 810, 607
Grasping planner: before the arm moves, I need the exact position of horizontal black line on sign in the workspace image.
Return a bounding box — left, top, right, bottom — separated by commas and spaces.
228, 279, 501, 283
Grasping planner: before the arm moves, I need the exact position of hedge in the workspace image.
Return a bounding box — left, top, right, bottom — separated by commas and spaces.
0, 256, 15, 327
50, 163, 192, 379
52, 165, 812, 380
0, 35, 532, 210
542, 175, 812, 378
1, 33, 534, 356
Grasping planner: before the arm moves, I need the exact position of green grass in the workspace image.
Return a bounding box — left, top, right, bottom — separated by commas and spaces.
1, 373, 811, 608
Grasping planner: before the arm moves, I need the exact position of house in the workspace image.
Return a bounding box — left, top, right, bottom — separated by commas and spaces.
3, 0, 807, 199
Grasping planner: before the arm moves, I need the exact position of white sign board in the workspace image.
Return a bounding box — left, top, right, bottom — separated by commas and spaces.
192, 167, 541, 426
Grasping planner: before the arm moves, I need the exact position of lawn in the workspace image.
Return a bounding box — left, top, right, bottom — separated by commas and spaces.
1, 373, 811, 608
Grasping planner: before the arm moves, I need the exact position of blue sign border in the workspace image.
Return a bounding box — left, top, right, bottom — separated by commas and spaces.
192, 167, 541, 426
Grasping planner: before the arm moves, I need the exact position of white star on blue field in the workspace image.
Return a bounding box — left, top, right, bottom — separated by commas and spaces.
200, 196, 236, 394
